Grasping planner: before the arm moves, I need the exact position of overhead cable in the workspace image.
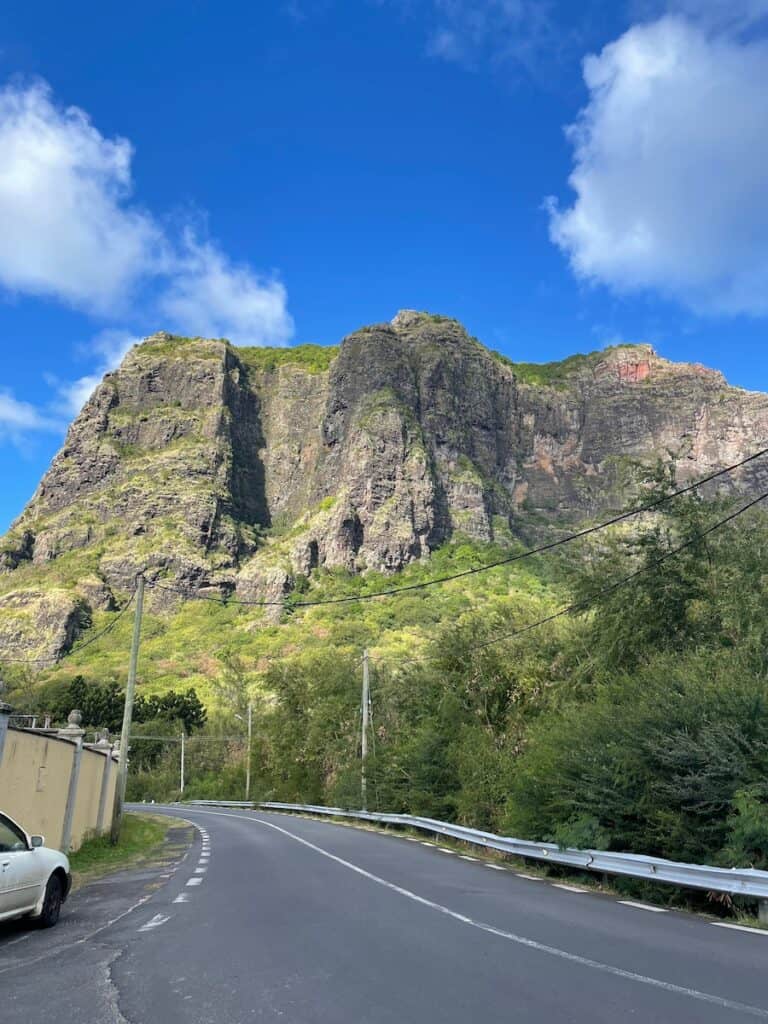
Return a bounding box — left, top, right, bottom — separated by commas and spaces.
149, 445, 768, 609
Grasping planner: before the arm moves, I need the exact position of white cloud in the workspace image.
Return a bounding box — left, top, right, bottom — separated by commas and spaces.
548, 15, 768, 316
0, 390, 61, 444
0, 80, 164, 313
52, 329, 139, 415
159, 232, 294, 346
0, 78, 293, 341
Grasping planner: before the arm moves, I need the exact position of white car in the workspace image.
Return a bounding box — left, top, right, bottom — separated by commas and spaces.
0, 811, 71, 928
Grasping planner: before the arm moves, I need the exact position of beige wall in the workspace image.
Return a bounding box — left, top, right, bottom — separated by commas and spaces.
0, 727, 117, 851
71, 745, 110, 847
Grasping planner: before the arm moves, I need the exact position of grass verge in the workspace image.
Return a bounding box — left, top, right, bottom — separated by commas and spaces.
68, 812, 175, 889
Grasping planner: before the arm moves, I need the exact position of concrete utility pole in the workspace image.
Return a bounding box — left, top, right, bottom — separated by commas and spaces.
180, 730, 185, 795
111, 573, 146, 844
245, 701, 253, 802
361, 649, 370, 812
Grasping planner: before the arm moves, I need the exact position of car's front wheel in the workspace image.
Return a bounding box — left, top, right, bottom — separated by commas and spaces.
37, 874, 63, 928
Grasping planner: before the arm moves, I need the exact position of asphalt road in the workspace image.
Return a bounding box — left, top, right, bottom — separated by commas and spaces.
3, 805, 768, 1023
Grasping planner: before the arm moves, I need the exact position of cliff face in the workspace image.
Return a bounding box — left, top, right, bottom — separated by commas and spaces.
2, 310, 768, 661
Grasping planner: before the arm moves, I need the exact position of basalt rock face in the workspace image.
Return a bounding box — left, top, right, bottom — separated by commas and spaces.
2, 312, 768, 659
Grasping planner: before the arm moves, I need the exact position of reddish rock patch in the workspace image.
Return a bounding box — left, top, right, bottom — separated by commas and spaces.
617, 360, 651, 383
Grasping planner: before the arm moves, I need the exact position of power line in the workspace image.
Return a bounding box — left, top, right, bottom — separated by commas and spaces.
370, 486, 768, 673
147, 445, 768, 610
0, 586, 138, 666
470, 487, 768, 651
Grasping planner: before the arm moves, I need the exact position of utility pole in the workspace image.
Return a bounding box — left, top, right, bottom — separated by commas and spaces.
110, 573, 145, 843
245, 701, 252, 802
361, 649, 370, 811
180, 730, 185, 796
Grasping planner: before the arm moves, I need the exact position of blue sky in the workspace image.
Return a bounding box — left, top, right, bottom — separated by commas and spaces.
1, 0, 768, 530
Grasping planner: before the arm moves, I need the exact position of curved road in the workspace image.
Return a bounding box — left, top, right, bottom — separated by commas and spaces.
3, 805, 768, 1022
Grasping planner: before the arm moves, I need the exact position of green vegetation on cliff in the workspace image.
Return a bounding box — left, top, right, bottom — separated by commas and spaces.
237, 343, 338, 374
4, 534, 563, 702
491, 343, 645, 388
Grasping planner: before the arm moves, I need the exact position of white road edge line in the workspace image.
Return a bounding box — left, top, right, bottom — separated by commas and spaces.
182, 809, 768, 1019
552, 884, 589, 893
486, 864, 506, 871
459, 855, 478, 862
617, 901, 669, 913
516, 873, 543, 881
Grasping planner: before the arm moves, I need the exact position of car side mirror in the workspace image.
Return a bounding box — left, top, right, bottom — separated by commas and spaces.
30, 835, 44, 848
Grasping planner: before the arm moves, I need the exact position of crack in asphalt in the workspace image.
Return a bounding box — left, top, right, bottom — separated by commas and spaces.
102, 948, 132, 1024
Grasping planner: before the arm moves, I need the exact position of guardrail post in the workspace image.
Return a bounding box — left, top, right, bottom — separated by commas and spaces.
58, 710, 85, 853
759, 899, 768, 926
0, 700, 11, 767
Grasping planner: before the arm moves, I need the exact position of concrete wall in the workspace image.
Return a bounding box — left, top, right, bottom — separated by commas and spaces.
0, 712, 118, 852
71, 742, 115, 846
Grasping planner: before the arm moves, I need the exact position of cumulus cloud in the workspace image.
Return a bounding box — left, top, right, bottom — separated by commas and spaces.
0, 390, 61, 444
159, 232, 294, 346
0, 80, 164, 313
0, 78, 293, 342
547, 15, 768, 316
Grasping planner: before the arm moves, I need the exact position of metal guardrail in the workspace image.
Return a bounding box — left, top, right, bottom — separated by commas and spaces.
184, 800, 768, 906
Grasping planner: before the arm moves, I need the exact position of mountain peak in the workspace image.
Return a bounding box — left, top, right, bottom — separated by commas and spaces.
390, 309, 461, 331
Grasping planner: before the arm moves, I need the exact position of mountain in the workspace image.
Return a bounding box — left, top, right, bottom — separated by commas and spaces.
2, 309, 767, 669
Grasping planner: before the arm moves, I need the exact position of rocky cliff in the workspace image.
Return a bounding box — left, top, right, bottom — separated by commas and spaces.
2, 310, 767, 662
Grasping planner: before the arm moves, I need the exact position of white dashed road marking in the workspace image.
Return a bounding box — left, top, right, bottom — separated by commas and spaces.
438, 848, 454, 854
194, 867, 207, 874
552, 884, 589, 893
186, 877, 203, 887
459, 855, 478, 862
516, 874, 543, 881
173, 894, 190, 904
712, 922, 768, 936
139, 913, 171, 932
617, 901, 668, 913
486, 864, 506, 871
